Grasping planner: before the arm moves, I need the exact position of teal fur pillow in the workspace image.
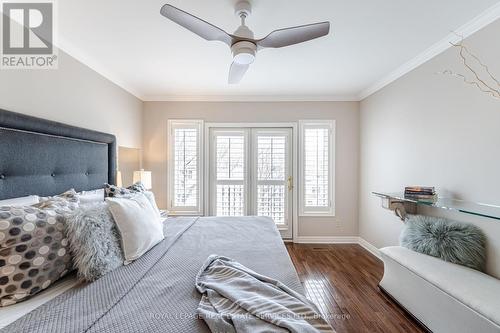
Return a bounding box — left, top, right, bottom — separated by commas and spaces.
400, 215, 486, 271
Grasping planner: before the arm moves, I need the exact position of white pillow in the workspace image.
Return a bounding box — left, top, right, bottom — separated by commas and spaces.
143, 191, 161, 218
106, 194, 164, 263
0, 195, 39, 206
79, 189, 105, 204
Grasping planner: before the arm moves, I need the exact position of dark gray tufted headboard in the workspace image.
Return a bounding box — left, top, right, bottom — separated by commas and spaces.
0, 109, 116, 200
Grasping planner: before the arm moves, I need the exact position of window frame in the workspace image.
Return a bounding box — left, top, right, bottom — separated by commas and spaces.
298, 120, 335, 217
209, 128, 249, 216
167, 119, 204, 216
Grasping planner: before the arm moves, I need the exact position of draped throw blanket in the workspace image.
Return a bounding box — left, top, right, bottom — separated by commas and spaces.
196, 255, 335, 333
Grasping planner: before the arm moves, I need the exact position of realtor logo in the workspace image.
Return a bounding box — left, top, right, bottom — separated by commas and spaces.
1, 0, 57, 69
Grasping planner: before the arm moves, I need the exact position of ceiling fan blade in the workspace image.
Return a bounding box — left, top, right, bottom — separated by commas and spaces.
256, 22, 330, 48
228, 61, 250, 84
160, 4, 234, 46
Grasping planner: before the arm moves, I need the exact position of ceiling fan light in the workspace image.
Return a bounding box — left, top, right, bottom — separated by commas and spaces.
234, 52, 255, 65
231, 41, 256, 65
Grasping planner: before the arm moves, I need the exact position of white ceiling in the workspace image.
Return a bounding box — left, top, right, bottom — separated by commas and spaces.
58, 0, 500, 101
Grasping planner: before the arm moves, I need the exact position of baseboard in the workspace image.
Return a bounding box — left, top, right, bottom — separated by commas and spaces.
294, 236, 359, 244
358, 237, 381, 259
292, 236, 382, 259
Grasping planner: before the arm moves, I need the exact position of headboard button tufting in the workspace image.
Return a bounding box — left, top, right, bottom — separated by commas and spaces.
0, 109, 116, 200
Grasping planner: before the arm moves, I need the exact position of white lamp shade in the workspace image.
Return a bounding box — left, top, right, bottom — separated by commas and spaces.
133, 169, 152, 190
116, 170, 123, 187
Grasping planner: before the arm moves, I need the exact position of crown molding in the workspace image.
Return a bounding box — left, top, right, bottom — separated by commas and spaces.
142, 94, 360, 102
51, 2, 500, 103
55, 35, 357, 102
358, 3, 500, 101
0, 10, 144, 99
55, 37, 144, 100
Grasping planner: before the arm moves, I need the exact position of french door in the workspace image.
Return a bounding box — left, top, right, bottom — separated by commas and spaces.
208, 127, 293, 238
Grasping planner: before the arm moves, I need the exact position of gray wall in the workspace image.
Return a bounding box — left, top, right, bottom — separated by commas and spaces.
143, 101, 360, 238
0, 49, 143, 148
3, 17, 499, 251
359, 19, 500, 275
118, 147, 141, 187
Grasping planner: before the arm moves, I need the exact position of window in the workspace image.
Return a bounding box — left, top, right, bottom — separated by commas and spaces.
211, 130, 247, 217
299, 120, 335, 216
167, 120, 203, 215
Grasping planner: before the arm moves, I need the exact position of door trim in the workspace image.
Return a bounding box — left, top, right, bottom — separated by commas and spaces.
204, 122, 298, 241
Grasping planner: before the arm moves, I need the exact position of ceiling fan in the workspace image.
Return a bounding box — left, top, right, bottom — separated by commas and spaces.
160, 1, 330, 84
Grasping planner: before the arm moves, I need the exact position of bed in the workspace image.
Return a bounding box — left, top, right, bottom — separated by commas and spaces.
0, 109, 304, 332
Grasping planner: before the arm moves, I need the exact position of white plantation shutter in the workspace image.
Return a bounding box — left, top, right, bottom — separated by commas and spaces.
216, 135, 245, 181
216, 185, 245, 216
174, 128, 198, 207
168, 120, 203, 215
304, 128, 329, 207
256, 135, 287, 225
213, 131, 246, 216
257, 185, 286, 224
299, 121, 335, 216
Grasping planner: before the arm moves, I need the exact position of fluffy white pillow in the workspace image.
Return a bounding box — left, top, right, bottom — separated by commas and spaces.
106, 194, 164, 263
79, 189, 105, 204
0, 195, 39, 206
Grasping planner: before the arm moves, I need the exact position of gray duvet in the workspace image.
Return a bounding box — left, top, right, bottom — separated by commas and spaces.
3, 216, 305, 333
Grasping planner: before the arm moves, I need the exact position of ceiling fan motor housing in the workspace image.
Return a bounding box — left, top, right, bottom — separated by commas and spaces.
231, 41, 256, 65
235, 1, 252, 18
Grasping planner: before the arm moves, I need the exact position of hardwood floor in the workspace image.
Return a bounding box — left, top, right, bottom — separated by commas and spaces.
286, 243, 425, 333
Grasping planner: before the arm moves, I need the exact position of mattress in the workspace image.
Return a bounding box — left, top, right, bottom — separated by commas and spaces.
2, 216, 303, 333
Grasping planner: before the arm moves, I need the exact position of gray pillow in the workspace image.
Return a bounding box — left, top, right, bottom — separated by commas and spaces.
66, 202, 124, 282
400, 215, 486, 271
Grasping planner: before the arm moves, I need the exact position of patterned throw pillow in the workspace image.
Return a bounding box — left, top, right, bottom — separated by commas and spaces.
127, 182, 147, 193
36, 189, 80, 211
104, 182, 146, 198
0, 205, 73, 306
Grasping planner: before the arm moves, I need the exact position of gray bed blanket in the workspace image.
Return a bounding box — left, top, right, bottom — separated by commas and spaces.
3, 216, 309, 333
196, 255, 335, 333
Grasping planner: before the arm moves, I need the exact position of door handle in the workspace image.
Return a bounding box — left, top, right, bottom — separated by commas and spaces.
287, 176, 294, 191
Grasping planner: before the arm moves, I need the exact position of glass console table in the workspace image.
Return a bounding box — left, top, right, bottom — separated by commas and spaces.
373, 192, 500, 221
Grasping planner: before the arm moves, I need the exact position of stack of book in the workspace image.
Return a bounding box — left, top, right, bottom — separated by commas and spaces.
404, 186, 437, 202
